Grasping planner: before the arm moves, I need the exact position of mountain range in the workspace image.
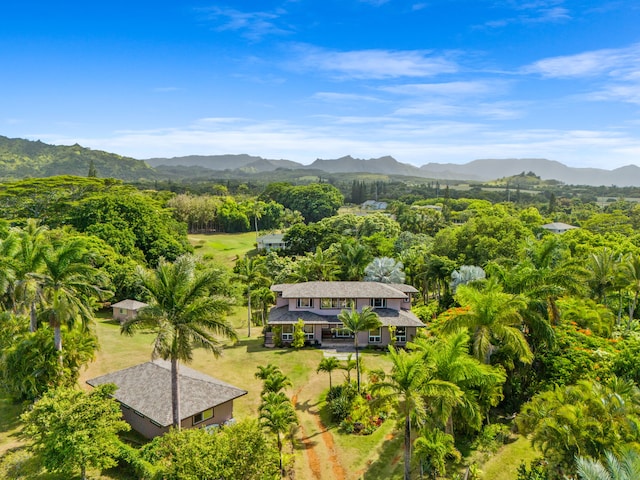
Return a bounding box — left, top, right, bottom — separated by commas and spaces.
1, 135, 640, 186
146, 153, 640, 186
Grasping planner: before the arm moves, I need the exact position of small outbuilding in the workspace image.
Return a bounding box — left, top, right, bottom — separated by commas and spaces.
87, 360, 247, 439
257, 233, 287, 252
541, 222, 578, 234
111, 299, 148, 324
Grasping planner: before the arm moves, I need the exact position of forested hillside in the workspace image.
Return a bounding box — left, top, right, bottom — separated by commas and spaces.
0, 136, 156, 181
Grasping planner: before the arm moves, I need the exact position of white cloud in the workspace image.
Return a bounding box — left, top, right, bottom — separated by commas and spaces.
380, 81, 500, 97
311, 92, 385, 103
289, 45, 458, 79
201, 6, 291, 41
524, 43, 640, 78
44, 116, 639, 170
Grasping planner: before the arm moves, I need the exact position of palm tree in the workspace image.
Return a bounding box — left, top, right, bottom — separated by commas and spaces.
364, 257, 406, 283
409, 329, 506, 436
413, 428, 461, 480
255, 363, 282, 381
341, 353, 357, 383
337, 306, 381, 392
122, 255, 237, 429
259, 391, 298, 476
588, 247, 620, 306
38, 238, 108, 358
235, 256, 268, 337
576, 449, 640, 480
441, 280, 531, 366
0, 229, 18, 308
371, 347, 461, 480
337, 241, 371, 281
317, 356, 341, 389
12, 220, 48, 332
621, 253, 640, 328
262, 371, 293, 395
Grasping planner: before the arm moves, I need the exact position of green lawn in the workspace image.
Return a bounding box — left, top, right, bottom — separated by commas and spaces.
478, 435, 538, 480
189, 232, 257, 267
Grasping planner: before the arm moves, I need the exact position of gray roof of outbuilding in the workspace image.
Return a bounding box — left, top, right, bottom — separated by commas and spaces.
86, 360, 247, 427
271, 281, 415, 298
541, 222, 577, 230
267, 306, 425, 328
111, 299, 148, 310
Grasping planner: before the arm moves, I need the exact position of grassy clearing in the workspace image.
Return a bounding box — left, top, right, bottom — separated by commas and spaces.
478, 435, 538, 480
189, 232, 257, 267
0, 398, 24, 455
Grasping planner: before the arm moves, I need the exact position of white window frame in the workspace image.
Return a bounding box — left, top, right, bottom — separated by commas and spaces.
320, 298, 355, 309
194, 407, 214, 424
369, 327, 382, 343
335, 325, 352, 338
281, 324, 293, 341
370, 298, 387, 308
303, 324, 314, 340
296, 298, 313, 308
395, 327, 407, 343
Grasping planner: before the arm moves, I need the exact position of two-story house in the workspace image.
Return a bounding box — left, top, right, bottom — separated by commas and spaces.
266, 281, 424, 347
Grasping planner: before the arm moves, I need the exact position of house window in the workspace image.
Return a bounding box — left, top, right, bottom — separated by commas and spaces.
395, 327, 406, 343
369, 328, 381, 343
303, 324, 314, 340
370, 298, 387, 308
119, 308, 126, 314
297, 298, 313, 308
335, 325, 352, 338
320, 298, 355, 309
193, 408, 214, 424
281, 324, 293, 341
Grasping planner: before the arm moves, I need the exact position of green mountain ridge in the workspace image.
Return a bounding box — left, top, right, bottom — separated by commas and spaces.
0, 135, 157, 181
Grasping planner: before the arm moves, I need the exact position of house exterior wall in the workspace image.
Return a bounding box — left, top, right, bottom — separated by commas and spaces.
112, 308, 139, 323
285, 297, 406, 315
119, 400, 235, 439
120, 406, 168, 439
183, 400, 234, 429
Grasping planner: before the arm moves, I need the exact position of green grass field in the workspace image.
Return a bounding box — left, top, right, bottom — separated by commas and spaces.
189, 232, 257, 267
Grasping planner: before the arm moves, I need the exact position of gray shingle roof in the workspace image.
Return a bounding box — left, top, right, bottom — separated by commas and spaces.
86, 360, 247, 427
268, 305, 425, 328
271, 281, 414, 299
541, 222, 577, 230
111, 299, 148, 310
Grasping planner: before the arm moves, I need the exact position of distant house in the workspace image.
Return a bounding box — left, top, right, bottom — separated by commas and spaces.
361, 200, 388, 210
111, 299, 148, 324
541, 222, 578, 234
266, 281, 424, 348
257, 233, 287, 252
87, 360, 247, 439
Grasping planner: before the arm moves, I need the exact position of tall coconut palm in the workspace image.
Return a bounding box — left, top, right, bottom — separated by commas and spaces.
317, 356, 341, 389
409, 329, 506, 436
441, 279, 531, 366
259, 391, 298, 477
12, 220, 48, 332
0, 229, 18, 308
588, 247, 620, 306
122, 255, 237, 429
38, 238, 108, 358
371, 347, 461, 480
337, 306, 381, 392
235, 255, 268, 337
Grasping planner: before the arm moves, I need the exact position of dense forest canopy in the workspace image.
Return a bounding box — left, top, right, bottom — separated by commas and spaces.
2, 172, 640, 479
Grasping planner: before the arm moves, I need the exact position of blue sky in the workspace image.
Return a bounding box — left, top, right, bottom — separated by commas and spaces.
2, 1, 640, 169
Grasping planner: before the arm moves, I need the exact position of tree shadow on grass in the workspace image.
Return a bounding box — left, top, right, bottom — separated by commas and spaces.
360, 432, 404, 480
0, 397, 23, 436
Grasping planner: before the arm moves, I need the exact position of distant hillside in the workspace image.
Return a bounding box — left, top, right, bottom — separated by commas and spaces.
0, 136, 156, 181
420, 158, 640, 186
3, 135, 640, 186
144, 154, 301, 171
